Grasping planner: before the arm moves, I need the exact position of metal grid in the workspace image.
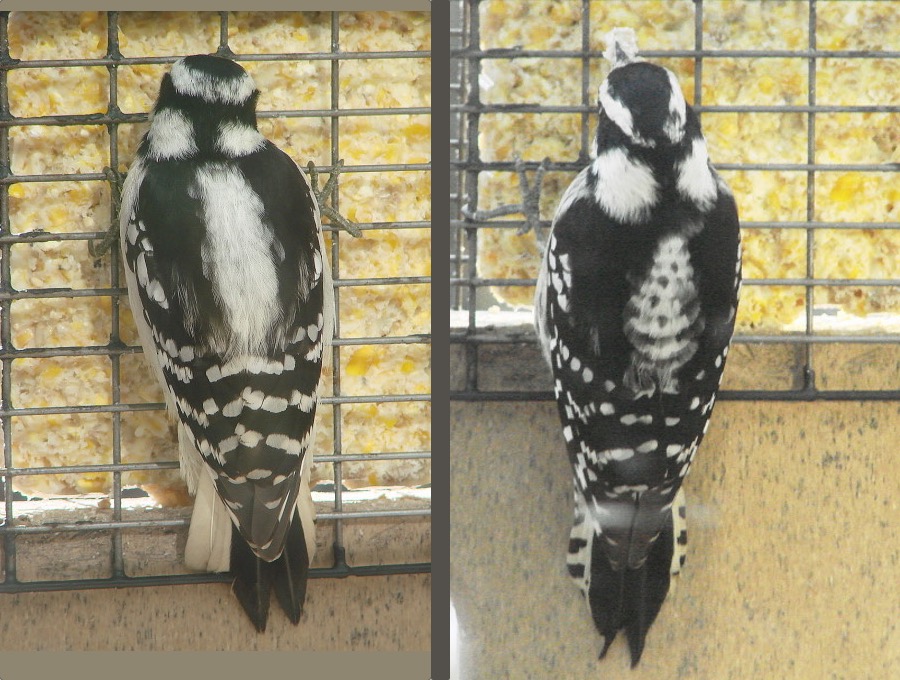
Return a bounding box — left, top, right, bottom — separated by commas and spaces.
450, 0, 900, 402
0, 11, 431, 592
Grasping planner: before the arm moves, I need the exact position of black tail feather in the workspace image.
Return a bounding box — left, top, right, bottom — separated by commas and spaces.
269, 510, 310, 624
230, 524, 272, 632
230, 513, 310, 631
588, 510, 675, 666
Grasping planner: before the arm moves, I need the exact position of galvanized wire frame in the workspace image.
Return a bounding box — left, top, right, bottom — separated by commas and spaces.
450, 0, 900, 403
0, 11, 431, 593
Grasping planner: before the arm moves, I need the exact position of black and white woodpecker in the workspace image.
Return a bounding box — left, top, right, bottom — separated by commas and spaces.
120, 55, 337, 631
534, 29, 742, 665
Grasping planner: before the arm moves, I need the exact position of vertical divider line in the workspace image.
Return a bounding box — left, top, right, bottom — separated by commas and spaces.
329, 11, 346, 568
0, 10, 16, 584
804, 0, 817, 390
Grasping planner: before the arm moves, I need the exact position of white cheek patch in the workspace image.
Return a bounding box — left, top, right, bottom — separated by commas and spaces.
216, 121, 266, 157
592, 148, 659, 224
677, 138, 718, 212
147, 108, 198, 161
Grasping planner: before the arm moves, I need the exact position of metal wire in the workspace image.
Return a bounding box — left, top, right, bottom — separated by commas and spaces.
0, 11, 431, 593
449, 0, 900, 402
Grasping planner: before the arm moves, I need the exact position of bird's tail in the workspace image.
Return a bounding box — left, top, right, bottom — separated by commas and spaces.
230, 480, 317, 632
570, 500, 678, 667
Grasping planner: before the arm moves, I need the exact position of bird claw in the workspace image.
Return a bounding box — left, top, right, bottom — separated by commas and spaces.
515, 156, 551, 236
88, 166, 127, 262
306, 160, 362, 238
460, 156, 551, 237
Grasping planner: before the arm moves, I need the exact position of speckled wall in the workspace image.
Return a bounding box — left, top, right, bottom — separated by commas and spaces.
0, 575, 431, 651
450, 399, 899, 678
0, 511, 431, 651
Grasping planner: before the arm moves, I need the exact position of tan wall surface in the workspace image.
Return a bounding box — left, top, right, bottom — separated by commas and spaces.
450, 400, 899, 679
0, 574, 431, 651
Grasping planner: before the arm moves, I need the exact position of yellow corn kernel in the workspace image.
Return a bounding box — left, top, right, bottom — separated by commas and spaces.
41, 364, 63, 380
346, 346, 379, 376
49, 205, 68, 228
830, 174, 863, 206
405, 122, 430, 138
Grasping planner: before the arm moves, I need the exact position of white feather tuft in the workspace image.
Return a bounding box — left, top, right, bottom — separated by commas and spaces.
603, 27, 640, 69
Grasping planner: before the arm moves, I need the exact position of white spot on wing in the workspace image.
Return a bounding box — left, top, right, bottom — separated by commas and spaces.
261, 395, 288, 413
222, 397, 243, 418
136, 252, 149, 287
266, 433, 303, 455
241, 387, 265, 410
238, 429, 264, 447
289, 389, 317, 412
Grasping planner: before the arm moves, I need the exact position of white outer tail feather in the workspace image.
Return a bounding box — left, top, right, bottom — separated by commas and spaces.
184, 463, 232, 572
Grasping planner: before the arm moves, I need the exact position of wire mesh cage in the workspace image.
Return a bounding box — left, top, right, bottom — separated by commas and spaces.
0, 11, 431, 593
450, 0, 899, 403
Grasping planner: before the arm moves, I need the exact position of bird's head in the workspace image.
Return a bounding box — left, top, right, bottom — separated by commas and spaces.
597, 28, 688, 150
146, 55, 264, 161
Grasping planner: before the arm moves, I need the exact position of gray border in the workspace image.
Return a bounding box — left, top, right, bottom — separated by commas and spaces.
429, 2, 449, 676
0, 653, 431, 678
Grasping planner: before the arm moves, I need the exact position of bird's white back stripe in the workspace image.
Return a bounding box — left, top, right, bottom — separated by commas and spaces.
194, 163, 280, 357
